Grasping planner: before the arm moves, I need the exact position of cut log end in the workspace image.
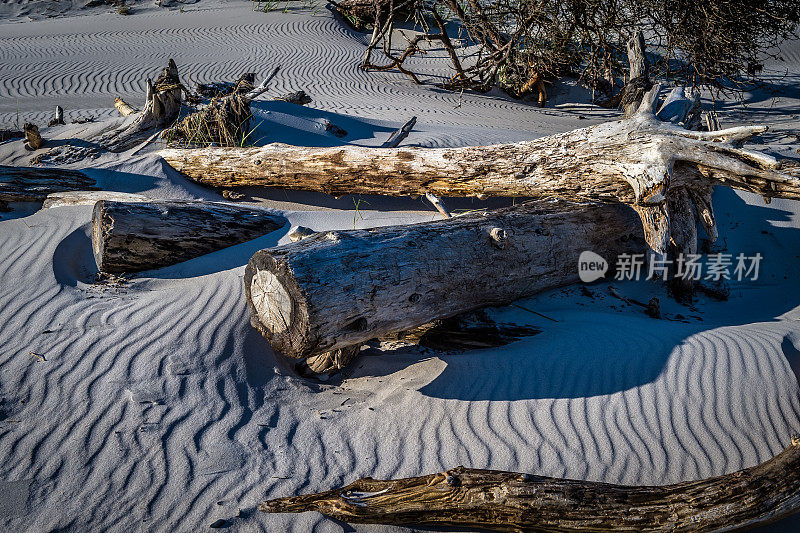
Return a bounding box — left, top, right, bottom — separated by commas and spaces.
250, 269, 293, 335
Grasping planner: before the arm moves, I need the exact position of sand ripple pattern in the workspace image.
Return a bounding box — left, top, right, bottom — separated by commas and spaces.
0, 202, 799, 531
0, 8, 575, 133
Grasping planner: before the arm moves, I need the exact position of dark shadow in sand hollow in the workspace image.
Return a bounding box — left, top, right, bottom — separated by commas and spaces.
52, 224, 97, 287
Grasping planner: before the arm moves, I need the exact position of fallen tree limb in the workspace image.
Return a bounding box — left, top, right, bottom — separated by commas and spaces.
42, 190, 148, 208
92, 200, 286, 274
114, 97, 137, 116
261, 436, 800, 532
162, 85, 800, 255
0, 165, 97, 202
244, 199, 644, 360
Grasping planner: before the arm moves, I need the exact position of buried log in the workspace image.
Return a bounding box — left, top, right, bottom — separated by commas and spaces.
261, 436, 800, 532
162, 85, 800, 255
92, 200, 286, 274
0, 165, 96, 202
244, 199, 645, 361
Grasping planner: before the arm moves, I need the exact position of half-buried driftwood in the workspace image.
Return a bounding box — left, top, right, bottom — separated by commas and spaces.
0, 165, 97, 203
261, 436, 800, 532
41, 60, 185, 164
162, 85, 800, 256
244, 199, 645, 361
92, 200, 285, 274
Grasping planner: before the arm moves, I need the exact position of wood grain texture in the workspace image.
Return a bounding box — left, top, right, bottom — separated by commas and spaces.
92, 200, 286, 274
244, 199, 645, 360
162, 85, 800, 254
261, 438, 800, 532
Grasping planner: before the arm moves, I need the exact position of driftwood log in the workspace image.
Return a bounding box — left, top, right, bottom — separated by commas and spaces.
114, 97, 137, 117
261, 437, 800, 532
92, 200, 285, 274
162, 85, 800, 256
0, 165, 96, 203
40, 60, 184, 164
244, 199, 645, 360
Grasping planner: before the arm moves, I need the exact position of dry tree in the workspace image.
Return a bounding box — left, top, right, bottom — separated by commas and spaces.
336, 0, 799, 105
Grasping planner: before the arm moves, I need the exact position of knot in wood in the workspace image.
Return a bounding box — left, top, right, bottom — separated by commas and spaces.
446, 475, 460, 487
489, 227, 507, 249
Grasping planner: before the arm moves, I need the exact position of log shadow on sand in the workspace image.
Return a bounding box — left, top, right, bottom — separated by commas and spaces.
352, 189, 800, 401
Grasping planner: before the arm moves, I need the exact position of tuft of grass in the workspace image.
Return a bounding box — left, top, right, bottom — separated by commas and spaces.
252, 0, 317, 13
352, 197, 369, 229
117, 5, 131, 15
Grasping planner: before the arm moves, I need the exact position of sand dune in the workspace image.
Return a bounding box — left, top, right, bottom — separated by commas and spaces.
1, 2, 800, 532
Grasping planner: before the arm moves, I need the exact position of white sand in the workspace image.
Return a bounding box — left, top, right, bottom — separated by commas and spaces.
1, 2, 800, 531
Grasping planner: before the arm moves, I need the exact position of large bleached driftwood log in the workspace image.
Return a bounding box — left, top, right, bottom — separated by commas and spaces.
261, 437, 800, 532
0, 165, 97, 202
92, 200, 285, 274
162, 86, 800, 255
244, 199, 644, 360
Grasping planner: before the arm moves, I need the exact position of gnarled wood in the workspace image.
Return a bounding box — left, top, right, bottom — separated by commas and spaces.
0, 165, 96, 202
261, 437, 800, 532
621, 30, 651, 117
92, 200, 286, 274
166, 67, 279, 148
162, 85, 800, 255
41, 60, 184, 165
244, 199, 645, 360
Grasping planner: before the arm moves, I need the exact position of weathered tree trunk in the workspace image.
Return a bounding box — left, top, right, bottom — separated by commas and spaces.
261, 437, 800, 532
92, 200, 286, 274
621, 30, 652, 117
163, 85, 800, 255
244, 199, 645, 360
40, 60, 184, 165
100, 59, 183, 150
0, 165, 96, 202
